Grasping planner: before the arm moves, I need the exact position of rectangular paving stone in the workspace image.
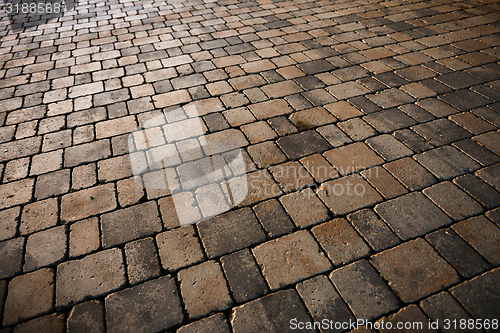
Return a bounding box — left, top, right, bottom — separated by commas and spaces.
452, 216, 500, 265
474, 131, 500, 156
247, 99, 293, 120
425, 228, 489, 279
366, 134, 413, 161
453, 174, 500, 209
67, 300, 105, 333
311, 218, 370, 266
316, 124, 353, 147
0, 207, 19, 242
412, 119, 471, 146
252, 199, 295, 238
297, 60, 335, 75
56, 248, 126, 309
329, 260, 399, 321
105, 276, 183, 333
337, 118, 378, 141
24, 225, 66, 272
323, 142, 384, 175
156, 225, 205, 272
60, 183, 117, 223
197, 207, 266, 258
178, 260, 232, 319
366, 88, 415, 108
375, 305, 432, 332
0, 178, 34, 210
439, 89, 490, 111
69, 217, 100, 258
347, 209, 400, 252
384, 157, 437, 191
252, 230, 332, 290
363, 108, 417, 133
277, 130, 331, 160
361, 166, 408, 200
64, 140, 111, 168
220, 249, 269, 304
371, 238, 459, 303
231, 289, 312, 333
124, 237, 161, 285
279, 188, 330, 229
414, 146, 480, 180
296, 275, 354, 332
449, 268, 500, 321
101, 201, 162, 248
95, 115, 137, 139
423, 181, 484, 221
327, 82, 371, 100
452, 139, 500, 166
375, 192, 452, 240
177, 313, 231, 333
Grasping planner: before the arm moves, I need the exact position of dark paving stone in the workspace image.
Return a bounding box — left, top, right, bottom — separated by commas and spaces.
398, 104, 436, 123
276, 130, 331, 159
348, 96, 381, 114
302, 89, 337, 106
420, 292, 475, 333
363, 108, 417, 133
454, 174, 500, 209
296, 275, 354, 332
332, 65, 370, 81
420, 78, 454, 94
439, 89, 491, 111
414, 146, 481, 180
177, 313, 231, 333
221, 249, 269, 304
416, 97, 460, 117
436, 72, 484, 90
452, 139, 500, 166
486, 207, 500, 227
316, 124, 353, 147
293, 76, 325, 90
366, 88, 415, 109
253, 199, 295, 238
411, 118, 472, 146
375, 192, 452, 240
472, 84, 500, 101
329, 260, 399, 321
366, 134, 413, 161
450, 268, 500, 320
384, 157, 437, 191
358, 77, 387, 92
67, 300, 105, 333
347, 209, 400, 252
0, 237, 24, 280
284, 94, 314, 111
231, 289, 312, 333
261, 70, 285, 83
371, 238, 459, 302
124, 237, 161, 285
466, 66, 500, 81
105, 276, 183, 333
374, 72, 410, 87
425, 229, 490, 279
385, 22, 415, 31
297, 60, 335, 75
395, 65, 437, 82
197, 207, 266, 258
393, 129, 434, 153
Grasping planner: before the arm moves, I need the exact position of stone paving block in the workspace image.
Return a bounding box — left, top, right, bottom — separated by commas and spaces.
69, 217, 99, 259
474, 131, 500, 155
230, 289, 312, 333
277, 130, 331, 160
452, 139, 500, 166
452, 216, 500, 265
439, 89, 490, 111
476, 163, 500, 192
450, 268, 500, 321
323, 142, 384, 175
253, 199, 295, 238
362, 108, 417, 133
289, 107, 336, 130
366, 88, 415, 109
247, 99, 293, 120
384, 157, 437, 191
312, 218, 370, 266
0, 279, 5, 325
324, 100, 363, 120
19, 198, 57, 235
300, 153, 338, 183
279, 188, 329, 228
415, 146, 480, 180
11, 312, 65, 333
366, 134, 413, 161
371, 238, 459, 302
426, 228, 489, 279
101, 201, 162, 248
106, 276, 184, 333
24, 225, 66, 272
241, 121, 277, 144
453, 174, 500, 209
0, 237, 24, 280
395, 65, 436, 81
298, 60, 335, 75
64, 140, 111, 168
177, 313, 231, 333
423, 181, 484, 221
0, 136, 41, 164
337, 118, 377, 141
34, 169, 70, 199
0, 178, 34, 210
412, 118, 472, 146
3, 157, 29, 183
3, 268, 54, 326
67, 300, 105, 333
329, 260, 399, 321
56, 248, 126, 309
156, 225, 204, 272
269, 161, 314, 193
296, 275, 354, 332
60, 183, 116, 223
247, 141, 287, 168
398, 103, 436, 123
0, 207, 19, 242
197, 207, 266, 258
221, 249, 268, 304
316, 124, 353, 147
375, 192, 452, 240
252, 230, 331, 290
124, 237, 161, 285
376, 305, 434, 333
327, 82, 371, 100
360, 166, 407, 200
449, 112, 497, 135
347, 209, 400, 252
420, 291, 476, 333
178, 260, 232, 319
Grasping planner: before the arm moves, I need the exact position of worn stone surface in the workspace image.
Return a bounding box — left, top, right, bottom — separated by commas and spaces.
124, 238, 161, 285
67, 300, 105, 333
156, 225, 204, 272
0, 237, 24, 280
24, 225, 66, 272
177, 313, 231, 333
420, 292, 474, 333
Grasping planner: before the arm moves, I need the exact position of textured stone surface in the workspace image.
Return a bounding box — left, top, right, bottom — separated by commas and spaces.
67, 300, 105, 333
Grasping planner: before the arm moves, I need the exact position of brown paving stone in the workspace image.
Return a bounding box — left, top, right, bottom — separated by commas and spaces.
324, 100, 363, 120
279, 188, 329, 229
24, 225, 66, 272
0, 207, 19, 242
69, 217, 99, 259
452, 139, 500, 166
19, 198, 57, 235
269, 161, 314, 193
414, 146, 480, 180
0, 237, 24, 280
0, 178, 34, 210
252, 199, 294, 238
371, 238, 459, 302
384, 157, 437, 191
60, 183, 117, 223
247, 141, 287, 168
67, 300, 105, 333
64, 140, 111, 168
156, 225, 204, 272
177, 313, 231, 333
11, 312, 65, 333
252, 230, 331, 290
376, 305, 435, 333
337, 118, 378, 141
360, 166, 407, 200
289, 107, 336, 130
323, 142, 384, 175
241, 121, 277, 144
474, 131, 500, 155
300, 153, 338, 183
247, 99, 293, 120
3, 268, 54, 326
124, 237, 161, 285
347, 209, 400, 252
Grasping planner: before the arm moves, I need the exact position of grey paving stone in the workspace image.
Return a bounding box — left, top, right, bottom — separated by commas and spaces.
177, 313, 231, 333
156, 225, 205, 272
337, 118, 378, 141
425, 229, 489, 279
363, 108, 417, 133
105, 276, 184, 333
24, 225, 66, 272
375, 305, 432, 332
450, 268, 500, 321
247, 141, 287, 168
311, 218, 370, 266
398, 103, 435, 122
252, 230, 332, 290
276, 130, 331, 159
178, 260, 232, 319
296, 275, 354, 332
411, 119, 472, 146
56, 248, 126, 309
101, 202, 162, 248
375, 192, 452, 240
267, 116, 298, 136
67, 300, 105, 333
220, 249, 268, 304
374, 72, 410, 88
0, 280, 5, 325
454, 174, 500, 209
20, 198, 58, 235
416, 98, 460, 117
279, 188, 330, 228
384, 157, 437, 191
327, 82, 371, 100
34, 169, 70, 200
366, 88, 415, 108
231, 289, 312, 333
329, 260, 399, 321
252, 199, 295, 238
420, 292, 475, 333
366, 134, 413, 161
452, 139, 500, 166
436, 72, 484, 89
439, 89, 490, 111
124, 237, 161, 285
371, 238, 459, 302
0, 237, 24, 280
197, 207, 266, 258
316, 124, 353, 147
10, 312, 65, 333
297, 60, 335, 75
347, 209, 400, 252
414, 146, 481, 180
348, 95, 381, 114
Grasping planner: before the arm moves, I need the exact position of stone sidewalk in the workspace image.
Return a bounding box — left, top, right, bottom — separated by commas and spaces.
1, 0, 500, 331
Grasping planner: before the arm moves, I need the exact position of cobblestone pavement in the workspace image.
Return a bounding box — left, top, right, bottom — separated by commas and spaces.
1, 0, 500, 331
